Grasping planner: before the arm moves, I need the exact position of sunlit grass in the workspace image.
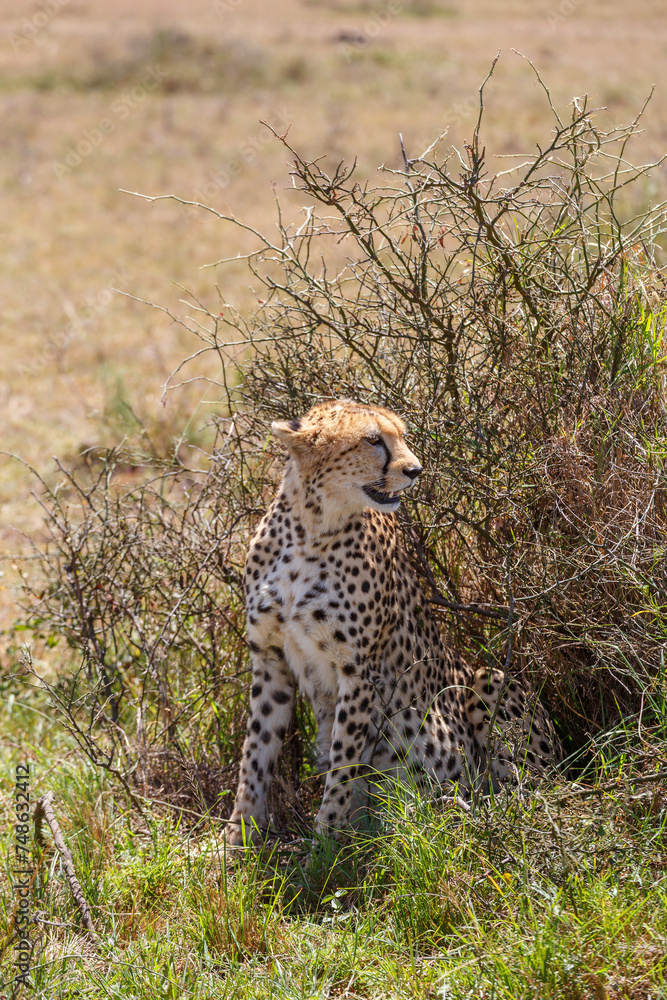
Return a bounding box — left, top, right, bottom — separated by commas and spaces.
1, 681, 665, 999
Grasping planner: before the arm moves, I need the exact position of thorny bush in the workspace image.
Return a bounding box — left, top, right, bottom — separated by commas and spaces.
20, 64, 667, 818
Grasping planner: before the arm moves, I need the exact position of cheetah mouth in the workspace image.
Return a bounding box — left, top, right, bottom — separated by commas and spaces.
362, 485, 401, 506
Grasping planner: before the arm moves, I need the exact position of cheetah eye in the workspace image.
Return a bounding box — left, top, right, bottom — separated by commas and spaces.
365, 434, 381, 446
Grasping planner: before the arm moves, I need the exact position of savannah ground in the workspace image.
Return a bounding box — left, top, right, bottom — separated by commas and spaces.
1, 0, 667, 996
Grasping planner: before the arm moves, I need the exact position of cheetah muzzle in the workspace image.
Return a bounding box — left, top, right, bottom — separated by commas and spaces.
225, 399, 561, 846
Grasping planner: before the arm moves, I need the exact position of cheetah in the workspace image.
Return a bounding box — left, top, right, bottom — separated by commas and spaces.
225, 400, 560, 845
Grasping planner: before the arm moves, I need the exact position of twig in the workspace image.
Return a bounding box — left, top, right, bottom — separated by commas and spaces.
407, 524, 509, 619
34, 793, 98, 945
556, 768, 667, 804
22, 650, 149, 825
431, 793, 472, 813
428, 595, 510, 620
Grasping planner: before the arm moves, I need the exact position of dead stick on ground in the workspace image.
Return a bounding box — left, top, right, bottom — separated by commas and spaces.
34, 792, 98, 944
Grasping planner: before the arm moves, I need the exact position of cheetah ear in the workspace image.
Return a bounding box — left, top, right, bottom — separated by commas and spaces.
271, 418, 309, 453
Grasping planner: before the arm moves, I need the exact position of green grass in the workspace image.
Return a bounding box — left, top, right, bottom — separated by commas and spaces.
1, 674, 666, 999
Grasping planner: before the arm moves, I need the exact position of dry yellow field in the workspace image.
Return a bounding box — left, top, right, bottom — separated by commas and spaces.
1, 0, 666, 623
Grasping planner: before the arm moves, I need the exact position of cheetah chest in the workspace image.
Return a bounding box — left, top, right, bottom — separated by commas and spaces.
248, 542, 384, 703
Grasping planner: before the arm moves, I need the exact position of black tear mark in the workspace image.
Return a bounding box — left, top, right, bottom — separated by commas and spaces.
378, 438, 391, 475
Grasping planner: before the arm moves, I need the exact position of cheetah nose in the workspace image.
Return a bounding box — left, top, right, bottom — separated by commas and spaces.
402, 465, 422, 481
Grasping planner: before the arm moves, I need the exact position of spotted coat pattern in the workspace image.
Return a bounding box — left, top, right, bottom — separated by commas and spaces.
225, 400, 560, 844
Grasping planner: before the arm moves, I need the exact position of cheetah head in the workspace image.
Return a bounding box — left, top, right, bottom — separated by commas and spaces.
272, 399, 422, 520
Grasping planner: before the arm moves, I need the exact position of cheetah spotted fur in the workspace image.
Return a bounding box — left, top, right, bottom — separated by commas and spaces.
226, 400, 560, 844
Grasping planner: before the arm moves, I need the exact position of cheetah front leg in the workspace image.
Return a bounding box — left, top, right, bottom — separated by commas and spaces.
312, 696, 336, 773
314, 677, 375, 836
225, 648, 295, 846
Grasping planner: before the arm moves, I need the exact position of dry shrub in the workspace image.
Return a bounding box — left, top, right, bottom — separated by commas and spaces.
21, 65, 667, 808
